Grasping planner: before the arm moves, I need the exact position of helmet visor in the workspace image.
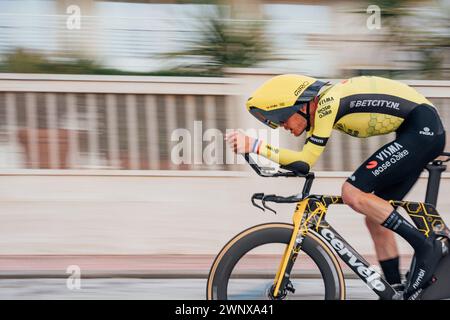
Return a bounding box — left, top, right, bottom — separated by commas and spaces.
248, 104, 302, 129
248, 108, 280, 128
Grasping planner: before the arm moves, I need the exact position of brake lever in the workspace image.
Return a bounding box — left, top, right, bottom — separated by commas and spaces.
251, 193, 265, 212
262, 195, 277, 214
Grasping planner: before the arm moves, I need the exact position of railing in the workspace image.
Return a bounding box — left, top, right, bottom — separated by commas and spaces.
0, 74, 242, 170
0, 72, 449, 172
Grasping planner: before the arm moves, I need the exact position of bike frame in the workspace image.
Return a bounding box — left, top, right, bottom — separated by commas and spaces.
271, 159, 450, 300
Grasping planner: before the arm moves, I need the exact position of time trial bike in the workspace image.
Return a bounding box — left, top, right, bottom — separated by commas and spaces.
207, 153, 450, 300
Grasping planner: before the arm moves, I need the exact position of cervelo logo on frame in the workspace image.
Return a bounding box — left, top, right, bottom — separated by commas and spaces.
320, 228, 386, 292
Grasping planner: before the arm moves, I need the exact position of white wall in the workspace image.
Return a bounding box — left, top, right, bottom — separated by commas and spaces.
0, 172, 448, 256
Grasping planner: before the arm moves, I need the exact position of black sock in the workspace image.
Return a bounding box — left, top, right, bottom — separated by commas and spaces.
381, 210, 426, 251
379, 257, 401, 285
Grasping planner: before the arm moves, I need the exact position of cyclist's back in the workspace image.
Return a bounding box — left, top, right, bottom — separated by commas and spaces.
317, 76, 436, 138
326, 76, 446, 199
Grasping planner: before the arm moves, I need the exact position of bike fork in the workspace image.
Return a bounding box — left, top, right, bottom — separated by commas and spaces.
271, 199, 309, 298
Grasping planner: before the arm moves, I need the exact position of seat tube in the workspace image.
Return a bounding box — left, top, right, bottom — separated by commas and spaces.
425, 162, 447, 207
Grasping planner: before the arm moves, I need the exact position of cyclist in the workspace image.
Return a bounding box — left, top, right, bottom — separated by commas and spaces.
226, 75, 446, 299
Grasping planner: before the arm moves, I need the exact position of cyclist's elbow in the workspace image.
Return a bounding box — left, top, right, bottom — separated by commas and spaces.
281, 160, 310, 174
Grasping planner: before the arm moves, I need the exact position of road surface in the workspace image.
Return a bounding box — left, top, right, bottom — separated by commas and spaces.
0, 278, 377, 300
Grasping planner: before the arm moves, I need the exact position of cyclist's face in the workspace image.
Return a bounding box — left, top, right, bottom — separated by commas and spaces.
282, 106, 307, 137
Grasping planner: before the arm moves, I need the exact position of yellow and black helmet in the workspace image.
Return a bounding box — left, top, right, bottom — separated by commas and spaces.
246, 74, 327, 129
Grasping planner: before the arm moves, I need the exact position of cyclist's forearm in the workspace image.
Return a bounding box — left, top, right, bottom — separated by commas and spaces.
255, 141, 314, 167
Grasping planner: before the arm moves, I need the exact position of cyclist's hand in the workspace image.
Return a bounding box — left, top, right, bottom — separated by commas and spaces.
225, 130, 255, 154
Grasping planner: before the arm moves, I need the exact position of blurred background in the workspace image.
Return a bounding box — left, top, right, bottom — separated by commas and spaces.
0, 0, 449, 171
0, 0, 449, 299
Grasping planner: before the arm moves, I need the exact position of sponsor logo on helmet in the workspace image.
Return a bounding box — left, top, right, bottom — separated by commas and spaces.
366, 161, 378, 169
294, 81, 310, 96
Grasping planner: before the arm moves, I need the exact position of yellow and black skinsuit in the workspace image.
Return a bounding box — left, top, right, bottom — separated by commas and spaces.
256, 76, 446, 199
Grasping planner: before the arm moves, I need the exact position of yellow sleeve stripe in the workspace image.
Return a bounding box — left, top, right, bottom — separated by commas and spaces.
257, 141, 324, 168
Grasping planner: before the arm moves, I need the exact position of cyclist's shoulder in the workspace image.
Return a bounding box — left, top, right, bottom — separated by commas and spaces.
331, 76, 402, 92
322, 76, 430, 106
338, 76, 422, 97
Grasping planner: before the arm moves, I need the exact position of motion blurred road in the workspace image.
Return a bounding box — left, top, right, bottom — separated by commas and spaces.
0, 278, 376, 300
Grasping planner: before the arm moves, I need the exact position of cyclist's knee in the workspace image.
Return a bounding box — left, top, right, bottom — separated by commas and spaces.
341, 182, 365, 211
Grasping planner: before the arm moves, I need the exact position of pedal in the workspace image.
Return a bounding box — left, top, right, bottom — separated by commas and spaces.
285, 281, 296, 294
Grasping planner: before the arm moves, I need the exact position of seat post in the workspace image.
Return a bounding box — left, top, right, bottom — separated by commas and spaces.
425, 161, 447, 207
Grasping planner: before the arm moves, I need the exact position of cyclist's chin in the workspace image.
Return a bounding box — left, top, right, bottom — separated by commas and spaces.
291, 129, 303, 137
285, 127, 303, 137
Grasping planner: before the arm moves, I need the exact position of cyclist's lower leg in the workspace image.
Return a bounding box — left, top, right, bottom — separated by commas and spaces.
342, 183, 443, 297
365, 217, 401, 285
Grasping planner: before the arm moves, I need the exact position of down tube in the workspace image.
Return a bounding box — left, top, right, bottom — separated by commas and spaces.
316, 224, 397, 300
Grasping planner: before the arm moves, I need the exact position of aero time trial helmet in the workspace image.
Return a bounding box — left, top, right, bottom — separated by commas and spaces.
246, 74, 327, 130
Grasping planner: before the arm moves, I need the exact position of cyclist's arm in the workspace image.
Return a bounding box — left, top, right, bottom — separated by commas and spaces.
256, 134, 329, 171
255, 95, 339, 171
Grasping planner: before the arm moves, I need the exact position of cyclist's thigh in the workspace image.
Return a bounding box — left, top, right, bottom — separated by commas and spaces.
347, 111, 445, 194
374, 169, 422, 201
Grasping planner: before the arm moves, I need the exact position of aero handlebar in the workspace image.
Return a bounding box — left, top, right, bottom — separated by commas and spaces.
243, 153, 315, 213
